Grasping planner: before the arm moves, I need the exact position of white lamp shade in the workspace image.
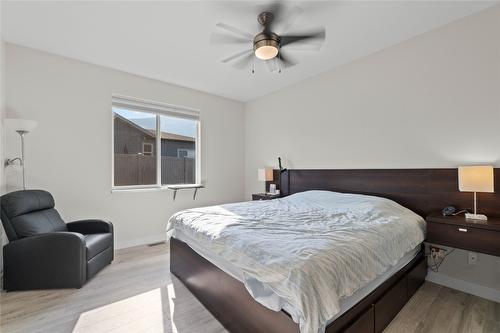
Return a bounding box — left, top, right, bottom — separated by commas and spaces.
258, 168, 274, 182
458, 166, 494, 193
4, 118, 38, 133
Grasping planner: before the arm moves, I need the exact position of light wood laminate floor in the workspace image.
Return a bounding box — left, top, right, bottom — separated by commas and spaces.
1, 243, 499, 333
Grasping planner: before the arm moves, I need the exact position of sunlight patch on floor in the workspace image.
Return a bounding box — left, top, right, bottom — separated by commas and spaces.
73, 288, 164, 333
167, 282, 178, 333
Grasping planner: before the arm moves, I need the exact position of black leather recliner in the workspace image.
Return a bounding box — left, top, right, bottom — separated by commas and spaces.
0, 190, 114, 290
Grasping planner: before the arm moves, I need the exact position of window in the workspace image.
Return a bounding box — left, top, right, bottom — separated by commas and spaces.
142, 143, 153, 156
112, 96, 200, 189
177, 149, 195, 159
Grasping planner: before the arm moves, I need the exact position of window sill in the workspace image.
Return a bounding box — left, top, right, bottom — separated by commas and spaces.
111, 184, 201, 193
166, 184, 204, 190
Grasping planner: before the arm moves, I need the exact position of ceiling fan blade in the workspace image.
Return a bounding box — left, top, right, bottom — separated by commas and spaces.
279, 6, 304, 33
221, 49, 253, 64
281, 42, 322, 52
210, 33, 251, 45
278, 51, 296, 69
280, 28, 326, 47
232, 53, 255, 69
216, 22, 253, 40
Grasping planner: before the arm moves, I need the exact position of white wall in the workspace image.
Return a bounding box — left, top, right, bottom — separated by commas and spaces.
5, 44, 245, 248
245, 6, 500, 297
245, 5, 500, 196
0, 1, 6, 276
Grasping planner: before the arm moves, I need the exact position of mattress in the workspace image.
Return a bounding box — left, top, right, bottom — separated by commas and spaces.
172, 228, 421, 325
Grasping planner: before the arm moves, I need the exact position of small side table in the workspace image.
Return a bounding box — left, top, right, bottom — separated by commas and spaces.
252, 193, 280, 201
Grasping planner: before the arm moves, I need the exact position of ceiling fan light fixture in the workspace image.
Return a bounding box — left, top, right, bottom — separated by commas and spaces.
254, 32, 280, 60
254, 44, 279, 60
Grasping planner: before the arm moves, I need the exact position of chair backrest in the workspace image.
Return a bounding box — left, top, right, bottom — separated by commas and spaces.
0, 190, 67, 241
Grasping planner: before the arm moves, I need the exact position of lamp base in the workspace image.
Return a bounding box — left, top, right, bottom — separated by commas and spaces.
465, 213, 488, 221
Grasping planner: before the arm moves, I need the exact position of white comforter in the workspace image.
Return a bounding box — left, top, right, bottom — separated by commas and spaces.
166, 190, 425, 333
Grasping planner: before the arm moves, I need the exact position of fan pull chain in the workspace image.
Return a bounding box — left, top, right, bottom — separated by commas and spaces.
278, 53, 282, 74
251, 55, 255, 74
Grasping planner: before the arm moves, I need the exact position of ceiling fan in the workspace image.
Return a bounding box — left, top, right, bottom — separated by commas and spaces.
211, 3, 326, 73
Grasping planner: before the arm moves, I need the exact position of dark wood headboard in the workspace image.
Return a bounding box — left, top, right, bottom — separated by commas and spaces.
266, 168, 500, 218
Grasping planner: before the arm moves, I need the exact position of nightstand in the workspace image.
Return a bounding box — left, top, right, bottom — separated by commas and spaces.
252, 193, 280, 201
426, 214, 500, 257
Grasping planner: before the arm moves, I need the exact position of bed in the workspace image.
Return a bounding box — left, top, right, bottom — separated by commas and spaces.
167, 190, 425, 333
167, 169, 500, 333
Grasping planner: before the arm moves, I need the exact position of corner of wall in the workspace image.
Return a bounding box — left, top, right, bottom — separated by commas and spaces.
0, 2, 6, 281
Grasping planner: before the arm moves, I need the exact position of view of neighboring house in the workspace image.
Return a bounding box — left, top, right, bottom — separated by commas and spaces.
114, 113, 195, 158
113, 113, 196, 186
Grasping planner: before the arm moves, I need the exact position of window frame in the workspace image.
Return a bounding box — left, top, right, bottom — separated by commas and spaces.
111, 95, 201, 192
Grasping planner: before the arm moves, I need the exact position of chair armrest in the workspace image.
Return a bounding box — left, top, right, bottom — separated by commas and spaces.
3, 232, 86, 290
67, 219, 113, 235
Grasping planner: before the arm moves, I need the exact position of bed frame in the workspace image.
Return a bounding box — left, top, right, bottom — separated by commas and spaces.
275, 169, 500, 218
170, 168, 500, 333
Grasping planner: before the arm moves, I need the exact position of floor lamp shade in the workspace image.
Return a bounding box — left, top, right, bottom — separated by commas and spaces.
4, 118, 38, 133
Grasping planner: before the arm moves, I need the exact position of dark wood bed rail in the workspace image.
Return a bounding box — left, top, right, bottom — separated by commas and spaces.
268, 168, 500, 218
171, 238, 426, 333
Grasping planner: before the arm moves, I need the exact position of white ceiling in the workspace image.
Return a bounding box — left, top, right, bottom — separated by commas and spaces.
2, 1, 498, 102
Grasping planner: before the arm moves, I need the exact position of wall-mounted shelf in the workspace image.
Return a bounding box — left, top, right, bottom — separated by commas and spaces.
167, 184, 204, 201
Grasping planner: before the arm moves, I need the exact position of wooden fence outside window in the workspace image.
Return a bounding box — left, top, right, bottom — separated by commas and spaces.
114, 154, 195, 186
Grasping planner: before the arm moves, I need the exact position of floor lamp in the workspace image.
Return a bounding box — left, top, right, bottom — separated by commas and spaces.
4, 118, 38, 190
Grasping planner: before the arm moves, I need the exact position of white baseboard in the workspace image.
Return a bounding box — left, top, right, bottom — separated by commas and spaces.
426, 271, 500, 303
115, 233, 166, 250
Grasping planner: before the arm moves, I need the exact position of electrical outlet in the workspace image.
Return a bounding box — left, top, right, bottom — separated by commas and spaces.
468, 252, 478, 265
430, 246, 446, 260
430, 247, 438, 260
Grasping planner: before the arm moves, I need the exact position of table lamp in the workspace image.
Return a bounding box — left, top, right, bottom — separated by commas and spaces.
458, 165, 494, 221
258, 168, 273, 193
